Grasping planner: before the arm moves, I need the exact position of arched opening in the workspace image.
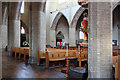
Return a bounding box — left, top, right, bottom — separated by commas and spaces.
55, 15, 69, 46
56, 31, 65, 46
20, 20, 29, 47
50, 12, 69, 47
20, 2, 30, 47
112, 5, 120, 49
69, 7, 88, 46
76, 9, 88, 44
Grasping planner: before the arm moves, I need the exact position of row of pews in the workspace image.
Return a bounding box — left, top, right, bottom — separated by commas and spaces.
11, 47, 29, 61
112, 47, 120, 80
11, 46, 120, 79
37, 47, 88, 68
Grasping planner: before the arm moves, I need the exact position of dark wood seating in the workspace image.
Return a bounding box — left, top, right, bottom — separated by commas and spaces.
24, 48, 29, 61
113, 49, 120, 56
11, 47, 20, 58
112, 55, 120, 80
69, 46, 78, 50
37, 51, 46, 65
11, 47, 29, 61
115, 62, 120, 80
45, 51, 66, 68
78, 50, 88, 69
45, 50, 77, 68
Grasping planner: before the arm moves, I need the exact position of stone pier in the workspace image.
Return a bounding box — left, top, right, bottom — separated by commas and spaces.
88, 2, 113, 78
8, 2, 21, 54
31, 2, 46, 64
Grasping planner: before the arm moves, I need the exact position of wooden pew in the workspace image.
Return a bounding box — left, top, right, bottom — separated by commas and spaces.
45, 50, 77, 68
24, 48, 29, 61
112, 56, 118, 65
37, 51, 46, 65
78, 49, 88, 69
113, 49, 120, 56
45, 51, 66, 68
11, 47, 16, 57
68, 50, 78, 58
114, 55, 120, 80
11, 47, 20, 58
11, 47, 29, 60
19, 47, 29, 60
69, 46, 78, 50
19, 47, 25, 59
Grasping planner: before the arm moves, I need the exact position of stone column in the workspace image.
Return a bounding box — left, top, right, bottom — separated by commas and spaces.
31, 2, 46, 64
88, 2, 112, 78
0, 2, 2, 52
2, 3, 8, 52
8, 2, 21, 54
69, 27, 76, 46
28, 3, 32, 63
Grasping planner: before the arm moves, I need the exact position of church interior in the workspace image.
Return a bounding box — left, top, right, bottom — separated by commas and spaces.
0, 0, 120, 79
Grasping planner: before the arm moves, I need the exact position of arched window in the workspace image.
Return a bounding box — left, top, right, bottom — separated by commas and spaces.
21, 27, 25, 34
20, 1, 24, 13
79, 31, 84, 39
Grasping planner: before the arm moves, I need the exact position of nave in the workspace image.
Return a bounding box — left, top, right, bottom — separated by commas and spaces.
2, 52, 65, 78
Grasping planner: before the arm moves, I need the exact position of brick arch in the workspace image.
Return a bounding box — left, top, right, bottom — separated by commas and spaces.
51, 12, 69, 30
70, 7, 87, 28
112, 1, 120, 11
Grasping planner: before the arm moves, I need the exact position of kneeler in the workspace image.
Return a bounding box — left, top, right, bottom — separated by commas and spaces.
65, 57, 88, 79
68, 67, 88, 79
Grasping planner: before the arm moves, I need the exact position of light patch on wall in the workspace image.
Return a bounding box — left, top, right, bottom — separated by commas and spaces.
79, 31, 84, 39
20, 1, 24, 13
21, 27, 25, 34
59, 0, 67, 3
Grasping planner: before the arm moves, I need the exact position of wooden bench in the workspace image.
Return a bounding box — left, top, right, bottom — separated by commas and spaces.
69, 46, 78, 50
112, 56, 118, 65
24, 48, 29, 61
11, 47, 20, 58
45, 51, 66, 68
113, 49, 120, 56
11, 47, 16, 57
112, 55, 120, 80
45, 50, 77, 68
37, 51, 46, 65
115, 62, 120, 80
78, 50, 88, 69
19, 47, 29, 60
11, 47, 29, 61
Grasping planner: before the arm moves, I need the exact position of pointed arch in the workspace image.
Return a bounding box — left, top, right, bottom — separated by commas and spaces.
70, 7, 88, 28
112, 1, 120, 11
51, 12, 69, 30
56, 31, 65, 39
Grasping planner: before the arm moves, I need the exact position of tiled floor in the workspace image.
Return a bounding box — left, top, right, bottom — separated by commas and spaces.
2, 52, 66, 78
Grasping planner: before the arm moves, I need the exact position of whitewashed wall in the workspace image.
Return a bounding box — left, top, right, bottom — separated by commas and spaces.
46, 1, 81, 45
56, 16, 69, 43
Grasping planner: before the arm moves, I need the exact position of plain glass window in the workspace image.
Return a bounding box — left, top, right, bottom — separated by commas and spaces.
20, 1, 24, 13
